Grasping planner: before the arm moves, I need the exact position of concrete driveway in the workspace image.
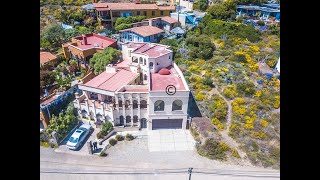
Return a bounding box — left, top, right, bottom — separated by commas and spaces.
148, 129, 195, 152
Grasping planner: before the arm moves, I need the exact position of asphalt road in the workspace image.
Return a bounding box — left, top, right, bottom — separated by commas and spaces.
40, 147, 280, 180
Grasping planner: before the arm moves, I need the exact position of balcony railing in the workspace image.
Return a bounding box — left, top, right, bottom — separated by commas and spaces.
99, 15, 111, 20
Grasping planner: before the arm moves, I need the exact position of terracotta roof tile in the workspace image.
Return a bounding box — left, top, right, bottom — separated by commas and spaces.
161, 16, 178, 24
93, 3, 175, 11
40, 52, 57, 64
120, 26, 164, 37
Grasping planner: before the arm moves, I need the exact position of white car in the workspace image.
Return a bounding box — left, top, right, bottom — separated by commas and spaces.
66, 124, 91, 150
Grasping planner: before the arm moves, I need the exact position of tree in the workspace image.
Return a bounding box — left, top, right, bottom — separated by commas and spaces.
186, 34, 216, 59
68, 59, 78, 75
55, 74, 72, 90
193, 0, 208, 12
40, 69, 55, 88
256, 20, 265, 26
207, 0, 237, 20
41, 23, 65, 47
90, 48, 121, 74
114, 16, 147, 31
115, 24, 132, 31
65, 28, 81, 41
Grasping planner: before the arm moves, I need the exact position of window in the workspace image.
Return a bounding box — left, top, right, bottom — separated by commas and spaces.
126, 116, 131, 123
132, 56, 138, 63
112, 11, 120, 17
154, 100, 164, 111
169, 56, 170, 59
160, 11, 164, 16
137, 11, 140, 16
133, 115, 138, 123
156, 62, 159, 65
140, 100, 147, 109
143, 11, 147, 16
144, 74, 147, 80
172, 100, 183, 111
152, 11, 155, 16
118, 100, 123, 107
149, 62, 153, 69
139, 57, 143, 64
125, 100, 130, 109
144, 58, 146, 65
133, 100, 138, 109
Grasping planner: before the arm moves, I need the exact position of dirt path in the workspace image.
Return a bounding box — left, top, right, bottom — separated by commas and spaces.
190, 73, 250, 163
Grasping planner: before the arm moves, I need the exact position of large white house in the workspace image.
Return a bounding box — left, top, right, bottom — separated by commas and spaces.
73, 42, 190, 130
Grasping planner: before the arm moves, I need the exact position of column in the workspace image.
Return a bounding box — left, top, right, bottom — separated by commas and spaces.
75, 92, 81, 117
91, 100, 97, 121
121, 94, 126, 126
84, 98, 89, 115
114, 94, 120, 126
101, 102, 105, 122
137, 94, 141, 129
130, 94, 134, 127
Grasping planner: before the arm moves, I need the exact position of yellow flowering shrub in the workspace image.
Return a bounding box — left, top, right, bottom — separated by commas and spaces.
273, 95, 280, 109
223, 85, 238, 99
190, 76, 202, 83
189, 65, 201, 74
222, 67, 229, 73
234, 51, 258, 71
250, 131, 267, 139
234, 98, 245, 104
244, 123, 254, 130
197, 59, 206, 65
217, 124, 225, 131
249, 45, 260, 55
254, 90, 262, 98
248, 104, 257, 112
260, 120, 269, 127
195, 92, 206, 101
219, 142, 230, 151
231, 148, 240, 158
215, 68, 221, 72
219, 41, 225, 48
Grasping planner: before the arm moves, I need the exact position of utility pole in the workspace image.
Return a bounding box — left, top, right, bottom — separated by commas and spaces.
188, 167, 193, 180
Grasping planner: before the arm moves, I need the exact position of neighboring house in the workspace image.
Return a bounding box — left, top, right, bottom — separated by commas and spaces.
62, 33, 117, 68
73, 42, 190, 130
118, 16, 177, 43
40, 52, 58, 68
119, 26, 164, 43
170, 11, 204, 28
236, 3, 280, 21
93, 1, 175, 28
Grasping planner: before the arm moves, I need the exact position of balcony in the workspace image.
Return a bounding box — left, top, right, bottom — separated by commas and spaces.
99, 15, 111, 21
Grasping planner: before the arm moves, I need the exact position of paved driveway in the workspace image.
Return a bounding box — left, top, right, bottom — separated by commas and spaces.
148, 129, 195, 152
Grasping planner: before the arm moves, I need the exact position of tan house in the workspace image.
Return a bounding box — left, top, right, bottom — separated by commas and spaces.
62, 33, 117, 68
40, 52, 58, 68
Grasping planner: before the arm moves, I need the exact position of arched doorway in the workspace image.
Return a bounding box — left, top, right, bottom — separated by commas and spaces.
119, 116, 124, 126
126, 116, 131, 126
133, 115, 138, 126
141, 118, 147, 129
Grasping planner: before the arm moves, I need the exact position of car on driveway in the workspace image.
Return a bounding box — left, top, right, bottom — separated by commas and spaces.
66, 124, 92, 150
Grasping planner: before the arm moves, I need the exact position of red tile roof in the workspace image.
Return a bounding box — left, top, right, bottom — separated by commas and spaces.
161, 16, 178, 24
124, 42, 172, 58
72, 33, 117, 50
120, 26, 164, 37
40, 52, 57, 64
93, 3, 175, 11
150, 66, 186, 91
84, 69, 139, 92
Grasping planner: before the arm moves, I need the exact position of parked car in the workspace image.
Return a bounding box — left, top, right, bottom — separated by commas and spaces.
66, 124, 92, 150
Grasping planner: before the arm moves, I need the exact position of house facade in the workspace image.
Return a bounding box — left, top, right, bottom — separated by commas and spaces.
62, 33, 117, 68
73, 42, 190, 130
119, 25, 164, 43
93, 2, 175, 28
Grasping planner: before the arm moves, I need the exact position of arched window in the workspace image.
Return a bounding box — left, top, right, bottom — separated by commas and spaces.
119, 115, 124, 125
154, 100, 164, 111
132, 56, 138, 63
144, 58, 146, 65
139, 57, 143, 64
140, 100, 147, 109
149, 62, 153, 69
144, 74, 147, 80
118, 100, 123, 107
133, 115, 138, 123
125, 100, 130, 109
172, 100, 183, 111
133, 100, 138, 109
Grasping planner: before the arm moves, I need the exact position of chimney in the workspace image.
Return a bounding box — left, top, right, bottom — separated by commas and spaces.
135, 0, 141, 4
82, 34, 87, 45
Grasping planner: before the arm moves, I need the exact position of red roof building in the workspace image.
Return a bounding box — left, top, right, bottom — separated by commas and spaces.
40, 52, 58, 66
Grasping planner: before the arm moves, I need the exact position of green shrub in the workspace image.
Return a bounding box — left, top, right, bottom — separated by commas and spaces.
109, 138, 117, 146
101, 121, 114, 135
115, 134, 124, 141
197, 138, 228, 160
97, 131, 104, 139
256, 20, 265, 26
99, 151, 108, 157
231, 148, 240, 158
125, 133, 134, 141
40, 141, 50, 147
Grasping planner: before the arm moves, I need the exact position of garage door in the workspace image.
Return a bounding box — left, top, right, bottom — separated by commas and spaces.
152, 119, 183, 130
